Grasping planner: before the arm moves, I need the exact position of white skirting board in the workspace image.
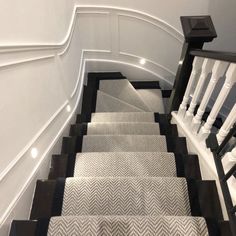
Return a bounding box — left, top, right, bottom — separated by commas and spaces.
171, 111, 236, 220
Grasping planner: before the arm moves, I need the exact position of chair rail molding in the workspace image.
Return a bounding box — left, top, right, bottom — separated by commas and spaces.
0, 5, 184, 235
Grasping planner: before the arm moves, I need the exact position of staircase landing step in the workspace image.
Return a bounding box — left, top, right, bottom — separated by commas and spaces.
99, 79, 150, 111
137, 89, 165, 113
96, 91, 144, 112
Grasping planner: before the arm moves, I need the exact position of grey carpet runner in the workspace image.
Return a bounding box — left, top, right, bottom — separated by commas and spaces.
74, 152, 176, 177
27, 78, 213, 235
62, 177, 191, 216
137, 89, 165, 113
96, 90, 144, 112
91, 112, 155, 123
48, 216, 208, 236
82, 135, 167, 152
99, 79, 151, 111
87, 122, 160, 135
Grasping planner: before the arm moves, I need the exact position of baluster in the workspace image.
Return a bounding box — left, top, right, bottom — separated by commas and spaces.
184, 58, 215, 124
222, 147, 236, 175
199, 63, 236, 140
217, 104, 236, 144
191, 61, 229, 133
177, 57, 203, 118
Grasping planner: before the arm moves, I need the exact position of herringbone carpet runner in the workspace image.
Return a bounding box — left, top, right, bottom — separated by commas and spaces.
11, 77, 224, 235
48, 216, 208, 236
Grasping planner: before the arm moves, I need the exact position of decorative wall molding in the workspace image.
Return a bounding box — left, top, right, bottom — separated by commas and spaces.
0, 5, 183, 232
0, 5, 183, 62
0, 100, 69, 182
119, 51, 176, 76
117, 13, 183, 43
0, 5, 182, 182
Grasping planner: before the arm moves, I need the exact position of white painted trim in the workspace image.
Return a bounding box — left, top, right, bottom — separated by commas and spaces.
85, 58, 173, 87
0, 100, 68, 182
119, 51, 176, 76
0, 6, 183, 229
0, 53, 87, 228
70, 49, 112, 99
0, 54, 55, 69
172, 111, 236, 219
172, 112, 216, 174
0, 5, 183, 52
117, 13, 183, 43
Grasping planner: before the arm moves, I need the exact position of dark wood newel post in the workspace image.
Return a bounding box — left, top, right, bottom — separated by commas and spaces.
168, 15, 217, 114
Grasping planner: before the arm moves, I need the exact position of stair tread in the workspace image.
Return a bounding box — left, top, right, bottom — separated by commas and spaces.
74, 152, 176, 177
82, 135, 167, 152
87, 122, 160, 135
62, 177, 191, 216
137, 89, 165, 113
48, 215, 208, 236
96, 90, 144, 112
99, 79, 150, 111
91, 112, 155, 123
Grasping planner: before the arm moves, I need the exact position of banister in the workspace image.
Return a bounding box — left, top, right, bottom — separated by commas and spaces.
206, 128, 236, 236
190, 49, 236, 63
168, 15, 217, 113
217, 123, 236, 156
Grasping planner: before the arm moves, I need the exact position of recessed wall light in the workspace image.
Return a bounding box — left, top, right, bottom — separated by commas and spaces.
66, 105, 71, 112
31, 148, 38, 159
139, 58, 146, 65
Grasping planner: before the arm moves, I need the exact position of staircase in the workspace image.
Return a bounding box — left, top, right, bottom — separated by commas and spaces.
10, 73, 230, 235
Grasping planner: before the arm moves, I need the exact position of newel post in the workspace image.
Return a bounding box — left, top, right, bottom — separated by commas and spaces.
168, 16, 217, 114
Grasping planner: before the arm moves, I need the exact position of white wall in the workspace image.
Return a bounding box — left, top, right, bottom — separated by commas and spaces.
0, 1, 235, 235
0, 0, 74, 44
206, 0, 236, 52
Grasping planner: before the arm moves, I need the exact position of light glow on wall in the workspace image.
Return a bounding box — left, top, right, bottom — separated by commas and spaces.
66, 105, 71, 112
139, 58, 146, 65
31, 148, 38, 159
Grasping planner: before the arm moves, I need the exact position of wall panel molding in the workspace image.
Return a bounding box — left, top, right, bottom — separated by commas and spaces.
0, 5, 183, 234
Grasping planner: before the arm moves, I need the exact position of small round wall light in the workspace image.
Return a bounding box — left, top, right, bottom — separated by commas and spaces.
31, 148, 38, 159
66, 105, 71, 112
139, 58, 146, 65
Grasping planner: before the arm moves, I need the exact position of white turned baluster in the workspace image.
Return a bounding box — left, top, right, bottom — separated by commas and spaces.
222, 147, 236, 174
191, 61, 229, 133
217, 103, 236, 144
177, 57, 203, 118
199, 63, 236, 140
184, 58, 215, 124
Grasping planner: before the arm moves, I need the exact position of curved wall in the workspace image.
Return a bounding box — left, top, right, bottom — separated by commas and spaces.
1, 2, 234, 235
0, 5, 185, 235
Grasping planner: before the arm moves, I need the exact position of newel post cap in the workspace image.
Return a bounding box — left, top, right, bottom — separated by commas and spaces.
181, 15, 217, 43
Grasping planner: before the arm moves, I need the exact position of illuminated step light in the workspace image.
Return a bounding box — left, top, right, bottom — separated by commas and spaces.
139, 58, 146, 65
31, 148, 38, 159
66, 105, 71, 112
